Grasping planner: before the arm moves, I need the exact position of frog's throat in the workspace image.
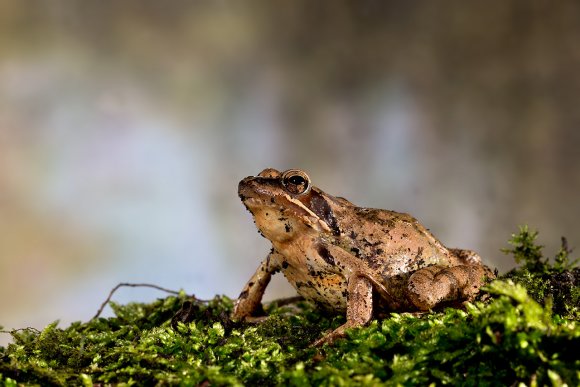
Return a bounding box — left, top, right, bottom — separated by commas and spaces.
244, 195, 331, 233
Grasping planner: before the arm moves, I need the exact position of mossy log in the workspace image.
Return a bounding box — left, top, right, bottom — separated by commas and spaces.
1, 227, 578, 386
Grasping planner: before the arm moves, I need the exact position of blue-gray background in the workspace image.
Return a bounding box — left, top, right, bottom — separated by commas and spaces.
2, 1, 579, 345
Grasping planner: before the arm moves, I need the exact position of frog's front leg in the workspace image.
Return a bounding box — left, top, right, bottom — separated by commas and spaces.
232, 250, 283, 320
313, 273, 373, 346
312, 243, 384, 346
407, 264, 494, 310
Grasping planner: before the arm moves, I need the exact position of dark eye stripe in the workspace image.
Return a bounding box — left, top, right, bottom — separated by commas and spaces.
310, 193, 340, 236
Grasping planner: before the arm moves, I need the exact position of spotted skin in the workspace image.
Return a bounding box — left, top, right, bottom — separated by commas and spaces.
233, 168, 495, 345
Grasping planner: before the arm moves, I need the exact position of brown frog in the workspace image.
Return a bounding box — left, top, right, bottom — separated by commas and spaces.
233, 168, 495, 345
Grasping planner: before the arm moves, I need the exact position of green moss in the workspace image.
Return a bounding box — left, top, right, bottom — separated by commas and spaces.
502, 226, 579, 319
1, 228, 579, 386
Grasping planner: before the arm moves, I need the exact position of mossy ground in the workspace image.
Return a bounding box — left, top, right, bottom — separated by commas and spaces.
1, 227, 579, 386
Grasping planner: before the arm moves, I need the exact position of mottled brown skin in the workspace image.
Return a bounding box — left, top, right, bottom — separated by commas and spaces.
233, 168, 495, 345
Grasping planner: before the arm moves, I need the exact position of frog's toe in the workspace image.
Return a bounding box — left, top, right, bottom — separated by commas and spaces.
311, 327, 347, 347
449, 248, 482, 265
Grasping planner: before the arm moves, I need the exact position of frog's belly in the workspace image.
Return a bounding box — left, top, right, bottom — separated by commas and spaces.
281, 267, 348, 311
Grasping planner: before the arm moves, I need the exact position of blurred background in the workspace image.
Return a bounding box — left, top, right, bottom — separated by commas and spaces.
1, 1, 579, 345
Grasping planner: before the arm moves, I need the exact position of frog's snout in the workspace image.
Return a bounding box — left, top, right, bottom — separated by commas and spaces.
238, 176, 253, 187
238, 176, 255, 200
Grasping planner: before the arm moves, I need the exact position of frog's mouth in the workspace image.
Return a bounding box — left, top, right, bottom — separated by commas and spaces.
243, 195, 331, 234
238, 177, 331, 233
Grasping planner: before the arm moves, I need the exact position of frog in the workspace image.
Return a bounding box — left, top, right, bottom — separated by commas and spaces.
233, 168, 495, 345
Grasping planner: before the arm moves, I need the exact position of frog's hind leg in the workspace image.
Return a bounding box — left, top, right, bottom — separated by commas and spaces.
449, 248, 482, 265
406, 264, 492, 311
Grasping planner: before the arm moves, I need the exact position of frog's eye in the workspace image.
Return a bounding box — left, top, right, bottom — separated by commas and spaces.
281, 169, 311, 196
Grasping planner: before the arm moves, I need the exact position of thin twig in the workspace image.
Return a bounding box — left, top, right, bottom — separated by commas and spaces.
91, 282, 181, 320
0, 327, 41, 335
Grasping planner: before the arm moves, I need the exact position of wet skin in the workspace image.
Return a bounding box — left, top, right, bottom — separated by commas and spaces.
233, 168, 495, 345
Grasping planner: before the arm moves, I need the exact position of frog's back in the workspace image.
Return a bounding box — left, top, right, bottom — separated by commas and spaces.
337, 206, 460, 278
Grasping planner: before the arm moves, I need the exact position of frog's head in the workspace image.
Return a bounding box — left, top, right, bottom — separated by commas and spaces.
238, 168, 348, 242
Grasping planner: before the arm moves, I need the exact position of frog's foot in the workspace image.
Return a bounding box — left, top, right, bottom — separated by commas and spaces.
407, 264, 493, 310
449, 248, 482, 265
312, 323, 352, 347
